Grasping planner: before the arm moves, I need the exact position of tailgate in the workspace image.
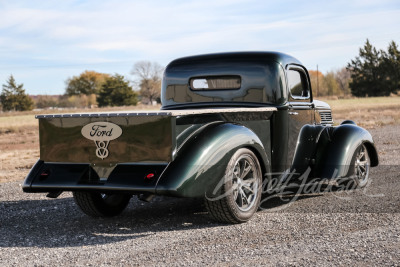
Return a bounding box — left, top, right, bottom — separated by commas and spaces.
37, 112, 175, 164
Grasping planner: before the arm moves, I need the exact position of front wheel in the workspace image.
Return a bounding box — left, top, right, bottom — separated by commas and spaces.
73, 191, 132, 217
205, 148, 263, 224
342, 144, 370, 189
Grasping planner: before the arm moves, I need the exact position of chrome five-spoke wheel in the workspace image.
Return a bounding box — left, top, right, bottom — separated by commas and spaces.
231, 154, 260, 212
205, 148, 262, 223
352, 144, 370, 188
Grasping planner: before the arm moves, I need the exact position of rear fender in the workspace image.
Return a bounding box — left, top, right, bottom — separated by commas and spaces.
156, 123, 269, 197
315, 124, 378, 179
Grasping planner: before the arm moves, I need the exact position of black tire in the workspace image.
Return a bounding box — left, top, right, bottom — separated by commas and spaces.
205, 148, 263, 224
73, 191, 132, 217
343, 144, 370, 189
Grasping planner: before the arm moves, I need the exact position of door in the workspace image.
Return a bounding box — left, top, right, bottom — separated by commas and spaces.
286, 66, 314, 172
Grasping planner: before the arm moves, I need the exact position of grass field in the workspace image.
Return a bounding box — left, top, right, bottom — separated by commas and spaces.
0, 115, 37, 133
324, 96, 400, 128
1, 96, 399, 131
0, 104, 162, 133
324, 96, 400, 107
0, 96, 399, 183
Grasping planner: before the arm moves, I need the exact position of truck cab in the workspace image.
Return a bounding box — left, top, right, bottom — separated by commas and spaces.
161, 52, 335, 175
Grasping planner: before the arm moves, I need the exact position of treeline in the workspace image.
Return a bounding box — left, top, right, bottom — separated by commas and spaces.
347, 39, 400, 97
65, 72, 138, 108
308, 68, 351, 97
0, 61, 163, 111
59, 61, 163, 109
309, 39, 399, 97
1, 40, 399, 112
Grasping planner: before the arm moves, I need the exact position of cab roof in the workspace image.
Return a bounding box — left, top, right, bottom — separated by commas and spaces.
166, 51, 302, 70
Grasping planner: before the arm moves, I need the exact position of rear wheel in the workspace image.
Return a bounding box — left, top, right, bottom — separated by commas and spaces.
73, 191, 132, 217
205, 148, 262, 223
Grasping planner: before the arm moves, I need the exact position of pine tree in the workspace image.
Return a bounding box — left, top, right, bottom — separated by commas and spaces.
347, 39, 386, 96
0, 75, 34, 111
97, 74, 138, 107
381, 41, 400, 94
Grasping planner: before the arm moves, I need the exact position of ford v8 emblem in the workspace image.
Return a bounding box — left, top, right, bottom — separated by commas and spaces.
81, 122, 122, 159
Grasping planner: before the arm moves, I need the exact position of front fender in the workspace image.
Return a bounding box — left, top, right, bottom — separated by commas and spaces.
315, 124, 378, 179
155, 123, 269, 197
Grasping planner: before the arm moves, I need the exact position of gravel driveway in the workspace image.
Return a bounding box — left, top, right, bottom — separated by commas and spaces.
0, 125, 399, 266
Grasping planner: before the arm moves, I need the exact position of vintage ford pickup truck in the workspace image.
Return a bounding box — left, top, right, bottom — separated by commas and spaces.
23, 52, 378, 223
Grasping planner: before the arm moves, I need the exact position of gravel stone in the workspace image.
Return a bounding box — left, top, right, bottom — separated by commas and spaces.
0, 124, 399, 266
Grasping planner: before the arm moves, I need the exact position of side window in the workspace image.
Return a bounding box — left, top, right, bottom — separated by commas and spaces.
287, 68, 310, 101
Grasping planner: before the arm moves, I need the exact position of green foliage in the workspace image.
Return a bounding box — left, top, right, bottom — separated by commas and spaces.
97, 74, 138, 107
347, 39, 400, 97
381, 41, 400, 95
1, 75, 34, 111
65, 70, 109, 96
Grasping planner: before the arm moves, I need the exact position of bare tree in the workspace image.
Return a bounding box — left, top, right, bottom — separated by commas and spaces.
324, 71, 340, 96
131, 61, 164, 104
335, 67, 352, 96
309, 70, 328, 96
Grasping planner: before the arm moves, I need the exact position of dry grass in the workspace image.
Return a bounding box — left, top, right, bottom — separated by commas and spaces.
324, 96, 400, 128
0, 97, 399, 183
323, 96, 400, 107
0, 149, 39, 183
0, 115, 37, 133
0, 104, 162, 133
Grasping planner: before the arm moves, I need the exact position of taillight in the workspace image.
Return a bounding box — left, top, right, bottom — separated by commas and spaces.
145, 173, 155, 180
39, 169, 50, 180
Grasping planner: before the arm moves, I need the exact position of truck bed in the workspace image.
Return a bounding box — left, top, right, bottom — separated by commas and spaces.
24, 107, 276, 194
36, 107, 276, 165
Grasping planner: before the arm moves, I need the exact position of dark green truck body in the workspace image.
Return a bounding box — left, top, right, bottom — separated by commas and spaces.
23, 52, 378, 220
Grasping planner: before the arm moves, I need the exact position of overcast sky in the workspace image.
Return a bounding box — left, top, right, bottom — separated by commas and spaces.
1, 0, 399, 95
